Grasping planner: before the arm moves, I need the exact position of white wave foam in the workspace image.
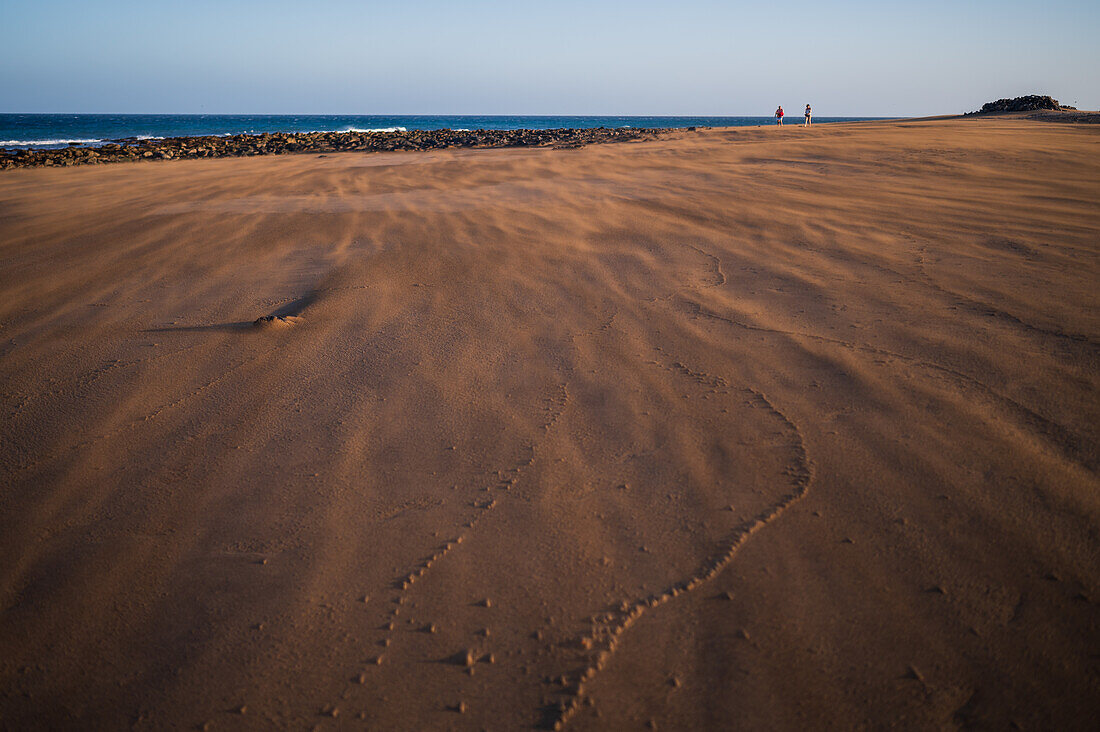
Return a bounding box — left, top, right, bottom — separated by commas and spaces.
0, 138, 103, 147
340, 126, 407, 133
135, 135, 165, 140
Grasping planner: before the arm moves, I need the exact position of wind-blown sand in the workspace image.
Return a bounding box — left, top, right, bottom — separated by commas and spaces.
1, 117, 1098, 730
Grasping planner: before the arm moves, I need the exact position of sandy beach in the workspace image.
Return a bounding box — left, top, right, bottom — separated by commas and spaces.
1, 116, 1098, 729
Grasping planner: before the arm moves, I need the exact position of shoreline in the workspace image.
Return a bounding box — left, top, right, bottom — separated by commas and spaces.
0, 114, 892, 155
4, 109, 1095, 171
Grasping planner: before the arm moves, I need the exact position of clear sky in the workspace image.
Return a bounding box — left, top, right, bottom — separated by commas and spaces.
1, 0, 1097, 116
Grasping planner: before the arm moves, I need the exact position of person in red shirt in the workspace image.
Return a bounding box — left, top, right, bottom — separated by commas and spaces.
775, 106, 785, 126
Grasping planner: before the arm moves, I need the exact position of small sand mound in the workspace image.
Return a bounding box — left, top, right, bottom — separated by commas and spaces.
252, 314, 302, 329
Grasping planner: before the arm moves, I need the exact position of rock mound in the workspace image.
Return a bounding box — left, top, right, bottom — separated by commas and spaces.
970, 95, 1065, 114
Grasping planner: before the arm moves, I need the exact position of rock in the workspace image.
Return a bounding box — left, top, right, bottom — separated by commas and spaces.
970, 95, 1064, 114
0, 126, 671, 170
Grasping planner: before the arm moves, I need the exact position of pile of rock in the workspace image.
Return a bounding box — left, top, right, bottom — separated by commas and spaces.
969, 95, 1066, 114
0, 127, 672, 170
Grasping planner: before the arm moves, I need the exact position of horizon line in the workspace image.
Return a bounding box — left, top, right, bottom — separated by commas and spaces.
0, 111, 904, 118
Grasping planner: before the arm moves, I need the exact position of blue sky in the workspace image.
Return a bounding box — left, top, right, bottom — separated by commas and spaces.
1, 0, 1097, 115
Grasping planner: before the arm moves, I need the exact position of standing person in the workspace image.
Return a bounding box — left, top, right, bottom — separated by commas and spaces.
775, 106, 784, 126
804, 104, 812, 126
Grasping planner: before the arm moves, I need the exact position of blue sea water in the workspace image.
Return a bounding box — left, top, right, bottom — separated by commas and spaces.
0, 114, 884, 149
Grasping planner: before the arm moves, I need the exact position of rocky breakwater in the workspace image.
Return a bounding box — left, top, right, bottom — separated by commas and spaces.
0, 127, 673, 170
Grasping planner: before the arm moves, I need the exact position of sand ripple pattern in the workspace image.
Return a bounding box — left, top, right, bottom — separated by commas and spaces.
2, 118, 1097, 730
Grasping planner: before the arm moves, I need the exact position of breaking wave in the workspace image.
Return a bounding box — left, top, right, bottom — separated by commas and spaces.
0, 138, 103, 148
339, 126, 407, 133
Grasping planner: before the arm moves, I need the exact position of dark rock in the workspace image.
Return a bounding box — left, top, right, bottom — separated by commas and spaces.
0, 126, 674, 170
969, 95, 1064, 114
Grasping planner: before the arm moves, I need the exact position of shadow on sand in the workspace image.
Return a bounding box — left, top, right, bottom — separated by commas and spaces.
143, 291, 319, 333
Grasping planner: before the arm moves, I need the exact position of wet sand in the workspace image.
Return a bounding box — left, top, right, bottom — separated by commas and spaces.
1, 116, 1098, 729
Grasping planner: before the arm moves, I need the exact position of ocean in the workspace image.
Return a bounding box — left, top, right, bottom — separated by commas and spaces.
0, 114, 883, 149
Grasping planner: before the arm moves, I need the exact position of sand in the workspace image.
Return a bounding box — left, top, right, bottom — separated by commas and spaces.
1, 116, 1098, 730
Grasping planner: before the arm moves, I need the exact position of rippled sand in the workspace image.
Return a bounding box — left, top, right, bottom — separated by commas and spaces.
1, 116, 1098, 729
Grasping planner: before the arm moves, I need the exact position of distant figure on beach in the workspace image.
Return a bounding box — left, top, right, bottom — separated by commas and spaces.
776, 106, 784, 126
804, 104, 812, 126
